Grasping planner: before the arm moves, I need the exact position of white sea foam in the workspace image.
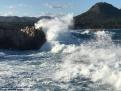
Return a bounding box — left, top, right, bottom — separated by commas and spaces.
34, 14, 121, 90
35, 14, 77, 53
54, 31, 121, 90
81, 30, 90, 34
0, 14, 121, 90
35, 14, 73, 41
35, 14, 121, 90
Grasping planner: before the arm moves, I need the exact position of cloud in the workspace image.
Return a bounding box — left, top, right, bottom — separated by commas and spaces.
8, 5, 15, 9
8, 4, 27, 9
0, 5, 17, 16
1, 11, 14, 16
0, 4, 28, 16
43, 3, 72, 9
17, 4, 28, 7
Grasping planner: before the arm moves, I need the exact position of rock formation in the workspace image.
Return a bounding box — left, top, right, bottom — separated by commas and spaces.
74, 2, 121, 29
0, 26, 46, 50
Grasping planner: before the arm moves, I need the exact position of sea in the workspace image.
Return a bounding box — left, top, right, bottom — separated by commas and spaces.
0, 14, 121, 91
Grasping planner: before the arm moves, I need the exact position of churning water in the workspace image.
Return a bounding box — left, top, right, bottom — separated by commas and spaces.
0, 14, 121, 91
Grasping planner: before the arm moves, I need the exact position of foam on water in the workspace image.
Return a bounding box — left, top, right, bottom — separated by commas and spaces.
35, 14, 80, 53
54, 30, 121, 90
35, 14, 73, 41
0, 14, 121, 91
35, 14, 121, 90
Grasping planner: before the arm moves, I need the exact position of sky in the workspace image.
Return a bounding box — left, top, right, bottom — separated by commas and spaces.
0, 0, 121, 17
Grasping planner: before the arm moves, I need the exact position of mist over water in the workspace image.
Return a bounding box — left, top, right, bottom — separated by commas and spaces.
0, 14, 121, 91
55, 31, 121, 90
35, 14, 80, 53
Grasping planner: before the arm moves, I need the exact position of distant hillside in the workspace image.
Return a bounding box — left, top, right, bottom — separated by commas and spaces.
74, 2, 121, 29
0, 16, 51, 30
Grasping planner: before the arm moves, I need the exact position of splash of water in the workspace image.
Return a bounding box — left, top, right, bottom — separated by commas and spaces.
35, 14, 121, 90
55, 31, 121, 90
35, 14, 73, 41
35, 14, 77, 53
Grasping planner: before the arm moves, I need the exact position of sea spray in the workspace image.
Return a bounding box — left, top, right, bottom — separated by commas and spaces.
35, 14, 73, 41
55, 31, 121, 90
35, 14, 77, 53
34, 14, 121, 90
0, 19, 121, 90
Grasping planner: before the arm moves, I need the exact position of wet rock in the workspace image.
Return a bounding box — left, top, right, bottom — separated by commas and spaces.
0, 26, 46, 50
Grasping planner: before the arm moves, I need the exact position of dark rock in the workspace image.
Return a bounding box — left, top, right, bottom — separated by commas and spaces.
89, 2, 121, 16
74, 2, 121, 29
0, 27, 46, 50
0, 16, 52, 30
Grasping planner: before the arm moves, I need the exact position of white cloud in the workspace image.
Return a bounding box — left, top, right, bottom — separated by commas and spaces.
0, 4, 28, 16
43, 3, 72, 9
17, 4, 28, 7
8, 5, 15, 9
2, 11, 14, 16
0, 5, 17, 16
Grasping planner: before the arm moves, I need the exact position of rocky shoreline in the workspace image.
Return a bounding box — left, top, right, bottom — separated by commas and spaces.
0, 27, 46, 50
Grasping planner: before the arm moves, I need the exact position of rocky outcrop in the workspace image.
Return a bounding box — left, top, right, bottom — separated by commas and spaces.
0, 27, 46, 50
74, 2, 121, 29
0, 16, 52, 30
